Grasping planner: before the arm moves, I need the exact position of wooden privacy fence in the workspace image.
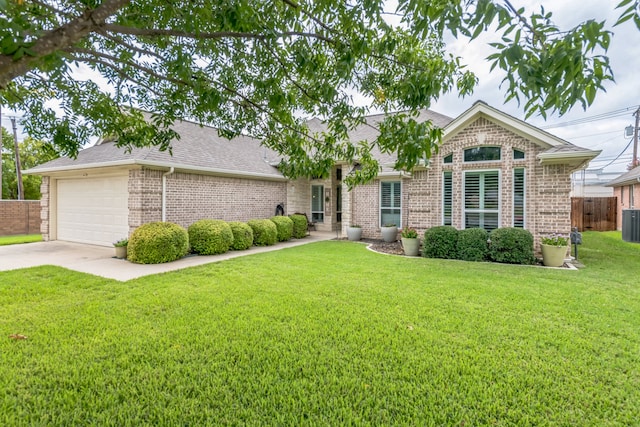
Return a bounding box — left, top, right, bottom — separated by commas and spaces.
571, 197, 617, 232
0, 200, 41, 236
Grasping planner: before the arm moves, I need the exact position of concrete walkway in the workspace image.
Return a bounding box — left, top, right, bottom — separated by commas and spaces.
0, 232, 338, 281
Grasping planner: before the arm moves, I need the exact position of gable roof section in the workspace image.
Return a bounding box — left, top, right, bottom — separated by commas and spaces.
26, 118, 285, 181
306, 109, 454, 176
443, 101, 601, 169
605, 167, 640, 187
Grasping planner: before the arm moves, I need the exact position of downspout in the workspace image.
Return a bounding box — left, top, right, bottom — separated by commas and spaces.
162, 167, 175, 222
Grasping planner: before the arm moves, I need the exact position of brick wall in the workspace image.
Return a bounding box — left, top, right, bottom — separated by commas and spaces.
40, 176, 50, 240
158, 171, 287, 230
0, 200, 41, 236
613, 184, 640, 230
128, 168, 163, 232
347, 117, 573, 250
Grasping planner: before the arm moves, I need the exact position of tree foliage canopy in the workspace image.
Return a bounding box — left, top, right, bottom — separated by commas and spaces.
0, 0, 635, 186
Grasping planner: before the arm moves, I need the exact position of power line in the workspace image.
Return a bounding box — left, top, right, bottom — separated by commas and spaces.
598, 138, 634, 169
541, 105, 639, 129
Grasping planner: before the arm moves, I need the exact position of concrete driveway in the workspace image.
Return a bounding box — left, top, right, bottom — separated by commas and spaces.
0, 232, 337, 281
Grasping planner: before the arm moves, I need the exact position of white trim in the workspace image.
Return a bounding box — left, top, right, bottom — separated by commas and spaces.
462, 169, 501, 230
311, 184, 324, 223
379, 180, 402, 228
24, 159, 287, 181
443, 101, 569, 148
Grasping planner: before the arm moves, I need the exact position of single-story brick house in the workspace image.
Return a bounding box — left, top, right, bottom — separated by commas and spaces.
26, 101, 600, 248
605, 167, 640, 229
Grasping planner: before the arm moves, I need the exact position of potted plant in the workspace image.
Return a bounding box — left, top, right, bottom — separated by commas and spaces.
401, 227, 420, 256
540, 234, 569, 267
380, 223, 398, 243
113, 238, 128, 259
346, 224, 362, 241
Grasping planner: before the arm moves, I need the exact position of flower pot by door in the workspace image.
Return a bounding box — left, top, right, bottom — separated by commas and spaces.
347, 227, 362, 241
115, 246, 128, 259
541, 244, 567, 267
401, 237, 420, 256
381, 226, 398, 243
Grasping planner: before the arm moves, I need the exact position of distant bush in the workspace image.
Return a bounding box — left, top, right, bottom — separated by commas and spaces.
247, 219, 278, 246
289, 214, 308, 239
423, 226, 459, 259
188, 219, 234, 255
488, 227, 535, 265
128, 222, 189, 264
270, 216, 293, 242
457, 228, 489, 262
228, 221, 253, 250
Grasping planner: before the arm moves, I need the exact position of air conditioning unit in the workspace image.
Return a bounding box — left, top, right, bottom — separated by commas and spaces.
622, 209, 640, 243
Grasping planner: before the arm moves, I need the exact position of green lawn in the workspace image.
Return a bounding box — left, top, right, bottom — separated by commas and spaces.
0, 234, 42, 246
1, 232, 639, 425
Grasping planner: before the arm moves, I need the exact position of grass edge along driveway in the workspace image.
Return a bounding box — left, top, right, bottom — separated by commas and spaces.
1, 231, 639, 425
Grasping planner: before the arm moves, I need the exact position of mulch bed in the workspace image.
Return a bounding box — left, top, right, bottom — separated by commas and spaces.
336, 238, 408, 256
335, 237, 578, 268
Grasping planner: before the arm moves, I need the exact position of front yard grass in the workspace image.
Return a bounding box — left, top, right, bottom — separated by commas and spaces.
1, 231, 639, 424
0, 234, 42, 246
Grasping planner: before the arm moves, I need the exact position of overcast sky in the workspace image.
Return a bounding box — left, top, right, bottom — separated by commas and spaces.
430, 0, 640, 173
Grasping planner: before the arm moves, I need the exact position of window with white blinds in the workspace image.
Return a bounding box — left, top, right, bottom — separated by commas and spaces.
311, 185, 324, 222
443, 171, 452, 225
464, 170, 499, 231
513, 168, 525, 228
380, 181, 401, 227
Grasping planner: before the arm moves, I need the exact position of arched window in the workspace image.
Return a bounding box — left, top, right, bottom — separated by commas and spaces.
464, 147, 501, 162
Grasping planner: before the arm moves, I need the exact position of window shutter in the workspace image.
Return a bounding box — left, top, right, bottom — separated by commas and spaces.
443, 171, 452, 225
464, 170, 500, 231
465, 174, 480, 209
513, 168, 525, 228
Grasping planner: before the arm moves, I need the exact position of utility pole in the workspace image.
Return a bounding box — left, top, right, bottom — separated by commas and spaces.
634, 106, 640, 168
11, 117, 23, 200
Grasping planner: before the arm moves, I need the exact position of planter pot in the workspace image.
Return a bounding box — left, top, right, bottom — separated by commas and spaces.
346, 227, 362, 241
114, 246, 128, 259
381, 226, 398, 243
401, 237, 420, 256
541, 244, 567, 267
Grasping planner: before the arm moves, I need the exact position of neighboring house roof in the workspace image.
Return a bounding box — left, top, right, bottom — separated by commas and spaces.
25, 118, 285, 180
445, 101, 601, 169
605, 167, 640, 187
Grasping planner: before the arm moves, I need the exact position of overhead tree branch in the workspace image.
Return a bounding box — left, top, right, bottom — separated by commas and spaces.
103, 24, 335, 43
0, 0, 131, 89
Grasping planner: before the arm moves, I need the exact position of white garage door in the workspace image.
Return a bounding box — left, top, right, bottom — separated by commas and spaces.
57, 175, 129, 246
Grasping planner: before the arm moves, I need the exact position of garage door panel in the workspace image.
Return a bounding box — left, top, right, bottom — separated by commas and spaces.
57, 176, 129, 246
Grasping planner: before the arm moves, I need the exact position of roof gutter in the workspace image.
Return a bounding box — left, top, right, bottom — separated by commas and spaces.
162, 167, 175, 222
24, 159, 287, 181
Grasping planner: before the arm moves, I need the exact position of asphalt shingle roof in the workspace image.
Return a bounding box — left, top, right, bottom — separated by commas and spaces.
605, 167, 640, 187
28, 118, 283, 177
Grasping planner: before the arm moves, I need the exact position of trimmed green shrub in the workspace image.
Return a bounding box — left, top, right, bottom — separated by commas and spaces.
289, 214, 308, 239
228, 221, 253, 251
488, 227, 535, 265
188, 219, 234, 255
270, 216, 294, 242
247, 219, 278, 246
457, 228, 489, 262
423, 226, 459, 259
128, 222, 189, 264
